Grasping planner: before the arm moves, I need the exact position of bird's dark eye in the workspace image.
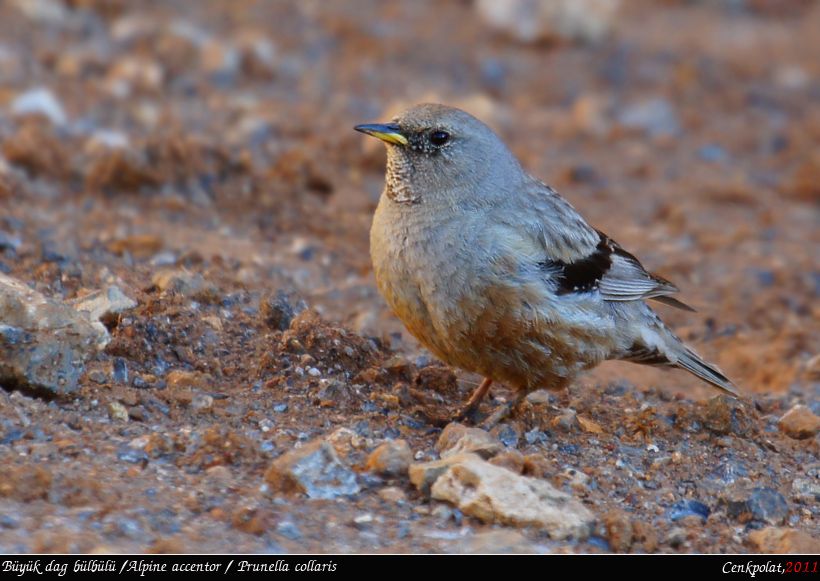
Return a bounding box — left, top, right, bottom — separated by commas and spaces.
430, 130, 450, 146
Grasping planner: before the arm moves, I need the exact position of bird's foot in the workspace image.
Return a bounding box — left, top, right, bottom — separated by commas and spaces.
452, 402, 483, 425
451, 377, 493, 426
478, 391, 527, 430
477, 402, 515, 430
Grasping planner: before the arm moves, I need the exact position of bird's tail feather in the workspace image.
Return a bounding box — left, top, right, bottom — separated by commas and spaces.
674, 348, 738, 397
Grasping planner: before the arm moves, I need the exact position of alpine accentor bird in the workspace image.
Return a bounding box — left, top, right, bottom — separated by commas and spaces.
356, 103, 737, 425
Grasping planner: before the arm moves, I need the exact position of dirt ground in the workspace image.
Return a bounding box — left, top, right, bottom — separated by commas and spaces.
0, 0, 817, 553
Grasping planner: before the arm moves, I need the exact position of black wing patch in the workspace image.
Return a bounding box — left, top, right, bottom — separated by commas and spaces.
540, 230, 694, 311
540, 236, 612, 295
619, 343, 671, 365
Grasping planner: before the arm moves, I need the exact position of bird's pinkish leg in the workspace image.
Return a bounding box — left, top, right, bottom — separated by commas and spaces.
453, 377, 493, 424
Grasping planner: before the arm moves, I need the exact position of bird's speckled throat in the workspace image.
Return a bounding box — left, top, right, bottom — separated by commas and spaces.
385, 149, 420, 204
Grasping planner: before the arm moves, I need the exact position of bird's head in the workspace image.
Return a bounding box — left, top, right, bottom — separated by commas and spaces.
355, 103, 521, 205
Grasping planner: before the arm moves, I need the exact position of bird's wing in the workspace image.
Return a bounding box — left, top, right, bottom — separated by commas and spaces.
543, 230, 694, 311
594, 232, 695, 311
528, 182, 694, 311
524, 181, 693, 311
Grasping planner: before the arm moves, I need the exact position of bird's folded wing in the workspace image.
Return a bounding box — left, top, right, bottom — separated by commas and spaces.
596, 233, 695, 311
524, 182, 693, 311
537, 225, 695, 312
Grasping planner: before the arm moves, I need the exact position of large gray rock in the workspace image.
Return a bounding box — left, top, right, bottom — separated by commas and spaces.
429, 455, 595, 540
0, 273, 109, 394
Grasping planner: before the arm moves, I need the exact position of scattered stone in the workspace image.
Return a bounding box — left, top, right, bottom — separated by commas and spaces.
275, 520, 301, 541
577, 415, 604, 434
191, 393, 214, 412
231, 506, 267, 535
71, 286, 136, 326
383, 355, 415, 380
128, 435, 150, 451
325, 427, 365, 459
524, 428, 549, 445
476, 0, 619, 44
205, 465, 231, 483
264, 440, 359, 499
551, 409, 578, 432
666, 527, 689, 549
165, 370, 212, 390
522, 454, 552, 479
11, 88, 67, 126
791, 478, 820, 503
557, 466, 590, 494
261, 289, 306, 331
202, 316, 223, 331
526, 390, 552, 405
698, 395, 755, 437
617, 98, 680, 138
107, 235, 164, 259
151, 269, 217, 300
490, 423, 520, 448
777, 405, 820, 440
409, 453, 481, 497
667, 499, 711, 522
377, 486, 407, 503
747, 527, 820, 553
112, 357, 128, 384
108, 401, 129, 422
0, 272, 108, 394
366, 440, 412, 477
351, 513, 374, 529
720, 483, 789, 525
87, 368, 108, 384
603, 510, 633, 552
429, 455, 595, 539
436, 423, 503, 459
629, 521, 658, 552
430, 504, 456, 522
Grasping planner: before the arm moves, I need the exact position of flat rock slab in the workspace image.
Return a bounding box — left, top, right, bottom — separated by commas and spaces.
429, 454, 595, 540
0, 273, 109, 395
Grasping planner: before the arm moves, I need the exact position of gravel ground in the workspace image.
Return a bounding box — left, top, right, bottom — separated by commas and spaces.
0, 0, 817, 553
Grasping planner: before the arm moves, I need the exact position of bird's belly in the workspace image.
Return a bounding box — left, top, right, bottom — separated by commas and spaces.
371, 242, 460, 363
453, 280, 619, 390
375, 246, 614, 389
371, 204, 619, 391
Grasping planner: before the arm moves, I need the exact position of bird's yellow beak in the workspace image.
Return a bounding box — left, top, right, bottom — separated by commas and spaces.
354, 123, 408, 146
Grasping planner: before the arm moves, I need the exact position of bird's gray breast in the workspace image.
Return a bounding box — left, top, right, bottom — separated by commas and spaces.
370, 198, 480, 358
